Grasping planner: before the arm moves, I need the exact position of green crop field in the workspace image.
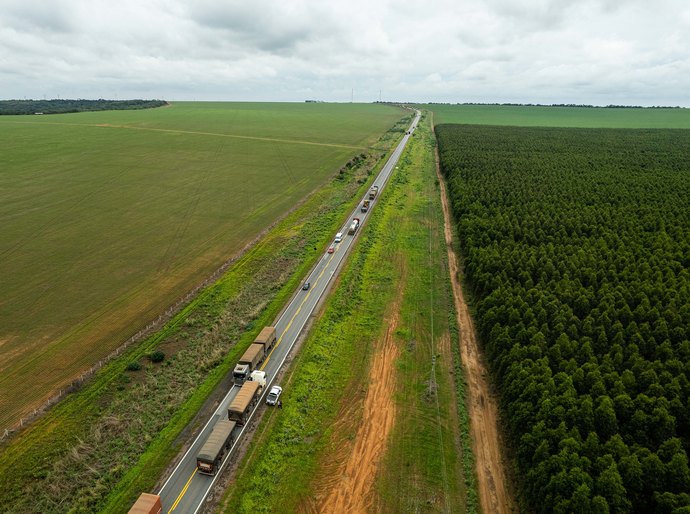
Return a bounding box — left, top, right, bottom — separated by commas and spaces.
0, 102, 404, 431
426, 103, 690, 128
0, 122, 397, 512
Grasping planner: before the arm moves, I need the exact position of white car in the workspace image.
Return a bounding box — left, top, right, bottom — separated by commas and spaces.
266, 385, 283, 406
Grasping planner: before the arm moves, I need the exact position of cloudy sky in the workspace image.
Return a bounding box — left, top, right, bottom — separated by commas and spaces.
1, 0, 689, 105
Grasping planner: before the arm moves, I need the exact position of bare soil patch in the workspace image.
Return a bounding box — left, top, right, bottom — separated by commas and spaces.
321, 320, 399, 514
435, 148, 517, 514
300, 264, 405, 514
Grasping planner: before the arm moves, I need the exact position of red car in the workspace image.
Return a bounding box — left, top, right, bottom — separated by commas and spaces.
327, 246, 335, 254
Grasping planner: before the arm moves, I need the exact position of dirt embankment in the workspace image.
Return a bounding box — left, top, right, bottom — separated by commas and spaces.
436, 148, 517, 514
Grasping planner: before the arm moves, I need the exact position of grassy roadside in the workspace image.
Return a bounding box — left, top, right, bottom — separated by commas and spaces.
375, 112, 475, 513
218, 150, 398, 514
0, 117, 407, 513
219, 112, 477, 513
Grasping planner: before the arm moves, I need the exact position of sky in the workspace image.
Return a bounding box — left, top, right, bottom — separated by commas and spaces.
1, 0, 689, 106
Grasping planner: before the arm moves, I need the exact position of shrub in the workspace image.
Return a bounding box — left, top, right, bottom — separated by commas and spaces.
126, 361, 142, 371
149, 351, 165, 363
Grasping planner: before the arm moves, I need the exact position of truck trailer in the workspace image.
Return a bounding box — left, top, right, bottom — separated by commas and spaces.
128, 493, 162, 514
348, 217, 360, 235
361, 200, 370, 212
232, 326, 276, 383
254, 326, 277, 352
233, 344, 266, 383
369, 185, 379, 200
196, 420, 236, 475
228, 380, 263, 425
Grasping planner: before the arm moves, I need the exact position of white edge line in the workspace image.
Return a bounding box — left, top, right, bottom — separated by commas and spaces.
192, 109, 420, 513
159, 109, 420, 510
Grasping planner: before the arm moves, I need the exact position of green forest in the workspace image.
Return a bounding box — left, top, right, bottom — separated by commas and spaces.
437, 124, 690, 513
0, 99, 167, 115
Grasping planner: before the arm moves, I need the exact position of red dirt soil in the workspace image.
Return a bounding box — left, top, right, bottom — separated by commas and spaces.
319, 317, 400, 513
301, 269, 405, 514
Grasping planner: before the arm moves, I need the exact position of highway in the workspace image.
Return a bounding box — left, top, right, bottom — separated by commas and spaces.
156, 109, 420, 514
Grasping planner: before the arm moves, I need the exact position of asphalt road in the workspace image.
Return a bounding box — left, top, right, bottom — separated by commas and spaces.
156, 109, 420, 514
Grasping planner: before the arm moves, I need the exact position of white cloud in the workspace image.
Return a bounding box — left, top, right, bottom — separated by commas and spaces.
0, 0, 688, 105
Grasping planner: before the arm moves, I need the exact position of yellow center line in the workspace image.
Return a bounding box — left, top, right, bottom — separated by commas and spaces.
168, 468, 197, 513
262, 251, 338, 369
165, 250, 337, 512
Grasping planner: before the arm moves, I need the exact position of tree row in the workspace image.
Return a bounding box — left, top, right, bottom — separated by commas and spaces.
437, 124, 690, 514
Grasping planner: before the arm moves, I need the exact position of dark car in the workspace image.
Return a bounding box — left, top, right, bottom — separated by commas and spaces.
302, 282, 310, 290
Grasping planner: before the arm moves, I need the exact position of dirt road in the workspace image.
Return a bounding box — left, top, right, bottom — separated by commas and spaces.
436, 149, 517, 514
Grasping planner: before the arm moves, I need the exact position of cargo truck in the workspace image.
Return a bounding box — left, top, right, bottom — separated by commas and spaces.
228, 379, 263, 425
254, 326, 277, 352
232, 326, 276, 383
369, 185, 379, 200
348, 217, 360, 235
250, 369, 267, 388
128, 493, 162, 514
361, 200, 370, 212
233, 344, 265, 384
196, 420, 236, 475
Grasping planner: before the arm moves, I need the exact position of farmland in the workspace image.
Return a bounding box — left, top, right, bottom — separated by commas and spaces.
427, 104, 690, 128
220, 112, 476, 513
0, 108, 406, 513
437, 124, 690, 513
0, 102, 404, 432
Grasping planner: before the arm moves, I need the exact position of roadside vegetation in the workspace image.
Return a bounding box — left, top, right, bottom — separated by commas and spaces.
0, 115, 405, 513
437, 124, 690, 513
0, 102, 403, 433
220, 113, 476, 513
426, 103, 690, 128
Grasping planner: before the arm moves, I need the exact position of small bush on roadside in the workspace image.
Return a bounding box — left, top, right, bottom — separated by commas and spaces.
126, 361, 142, 371
149, 351, 165, 363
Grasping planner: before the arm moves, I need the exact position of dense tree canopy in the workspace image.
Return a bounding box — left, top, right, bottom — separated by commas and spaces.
0, 99, 167, 115
437, 124, 690, 514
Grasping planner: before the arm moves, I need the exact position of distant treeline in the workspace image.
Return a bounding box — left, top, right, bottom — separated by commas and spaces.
0, 99, 168, 115
425, 102, 684, 109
